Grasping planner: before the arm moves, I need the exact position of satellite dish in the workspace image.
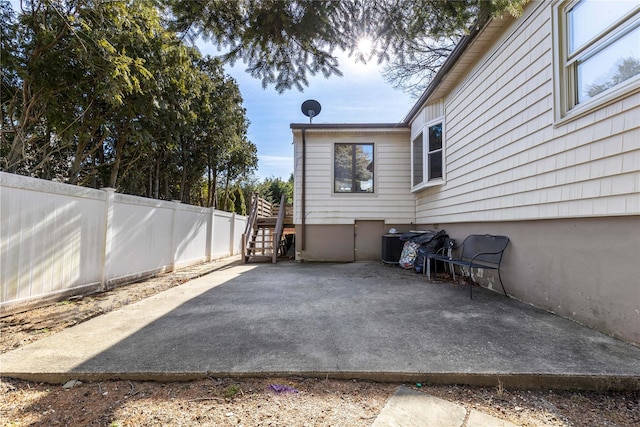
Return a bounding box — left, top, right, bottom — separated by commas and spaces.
301, 99, 321, 123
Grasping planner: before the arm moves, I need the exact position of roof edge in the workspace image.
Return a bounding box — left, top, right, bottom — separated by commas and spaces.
401, 20, 487, 124
290, 123, 409, 130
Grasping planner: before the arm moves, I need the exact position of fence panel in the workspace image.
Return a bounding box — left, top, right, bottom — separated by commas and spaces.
107, 194, 175, 284
1, 174, 105, 305
0, 172, 246, 312
174, 204, 210, 269
212, 211, 233, 259
233, 215, 247, 254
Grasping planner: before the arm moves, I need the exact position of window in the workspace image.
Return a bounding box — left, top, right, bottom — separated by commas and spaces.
428, 123, 443, 180
412, 120, 444, 191
334, 143, 374, 193
555, 0, 640, 118
412, 133, 423, 187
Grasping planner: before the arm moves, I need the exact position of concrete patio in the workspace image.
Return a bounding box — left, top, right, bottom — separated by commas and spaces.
2, 260, 639, 390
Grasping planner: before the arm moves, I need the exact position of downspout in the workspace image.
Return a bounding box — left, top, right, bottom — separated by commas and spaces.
301, 127, 306, 251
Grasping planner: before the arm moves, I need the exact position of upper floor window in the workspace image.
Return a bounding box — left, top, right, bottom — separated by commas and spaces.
334, 143, 374, 193
412, 120, 444, 191
555, 0, 640, 118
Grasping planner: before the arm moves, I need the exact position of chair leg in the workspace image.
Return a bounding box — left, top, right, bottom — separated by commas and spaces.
498, 269, 508, 297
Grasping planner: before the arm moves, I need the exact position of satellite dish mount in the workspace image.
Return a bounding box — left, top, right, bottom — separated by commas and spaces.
301, 99, 321, 124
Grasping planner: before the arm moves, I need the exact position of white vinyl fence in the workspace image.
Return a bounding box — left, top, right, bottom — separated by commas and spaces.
0, 172, 246, 313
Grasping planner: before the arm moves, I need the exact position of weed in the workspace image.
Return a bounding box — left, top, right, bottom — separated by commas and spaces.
496, 379, 505, 398
223, 384, 241, 399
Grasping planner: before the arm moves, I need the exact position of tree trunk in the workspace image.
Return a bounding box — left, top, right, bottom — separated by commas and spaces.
206, 163, 213, 207
6, 22, 69, 173
211, 175, 218, 209
154, 154, 161, 199
179, 135, 187, 203
109, 131, 127, 188
222, 170, 231, 211
68, 138, 89, 185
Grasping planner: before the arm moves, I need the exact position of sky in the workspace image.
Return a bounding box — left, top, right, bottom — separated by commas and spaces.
198, 43, 415, 180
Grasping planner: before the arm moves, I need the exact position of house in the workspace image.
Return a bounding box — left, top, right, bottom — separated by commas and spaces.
290, 0, 640, 344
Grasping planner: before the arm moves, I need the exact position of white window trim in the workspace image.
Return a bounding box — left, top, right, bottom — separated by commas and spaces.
411, 118, 445, 193
552, 0, 640, 125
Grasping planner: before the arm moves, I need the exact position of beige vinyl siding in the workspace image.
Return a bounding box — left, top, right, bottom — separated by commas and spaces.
415, 4, 640, 224
411, 100, 444, 137
293, 129, 414, 225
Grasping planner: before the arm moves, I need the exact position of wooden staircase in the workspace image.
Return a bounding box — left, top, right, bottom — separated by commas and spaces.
242, 193, 290, 263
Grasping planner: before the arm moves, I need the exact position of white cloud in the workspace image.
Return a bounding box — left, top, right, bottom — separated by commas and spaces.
260, 155, 293, 166
257, 155, 294, 179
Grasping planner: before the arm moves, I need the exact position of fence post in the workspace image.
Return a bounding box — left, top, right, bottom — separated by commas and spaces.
206, 208, 215, 262
229, 212, 236, 256
100, 188, 116, 291
170, 200, 180, 272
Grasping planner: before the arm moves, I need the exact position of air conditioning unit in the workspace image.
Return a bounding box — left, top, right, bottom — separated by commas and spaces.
381, 234, 404, 264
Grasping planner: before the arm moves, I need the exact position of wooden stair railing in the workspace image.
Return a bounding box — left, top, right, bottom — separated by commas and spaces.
242, 193, 260, 264
242, 193, 286, 264
272, 193, 286, 263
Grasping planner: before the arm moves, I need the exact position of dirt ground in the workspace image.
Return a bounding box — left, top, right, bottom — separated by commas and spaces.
1, 257, 639, 426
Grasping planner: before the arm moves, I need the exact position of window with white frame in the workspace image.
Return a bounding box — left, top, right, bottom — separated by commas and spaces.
412, 120, 444, 190
555, 0, 640, 118
412, 133, 423, 187
427, 123, 443, 180
334, 143, 374, 193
